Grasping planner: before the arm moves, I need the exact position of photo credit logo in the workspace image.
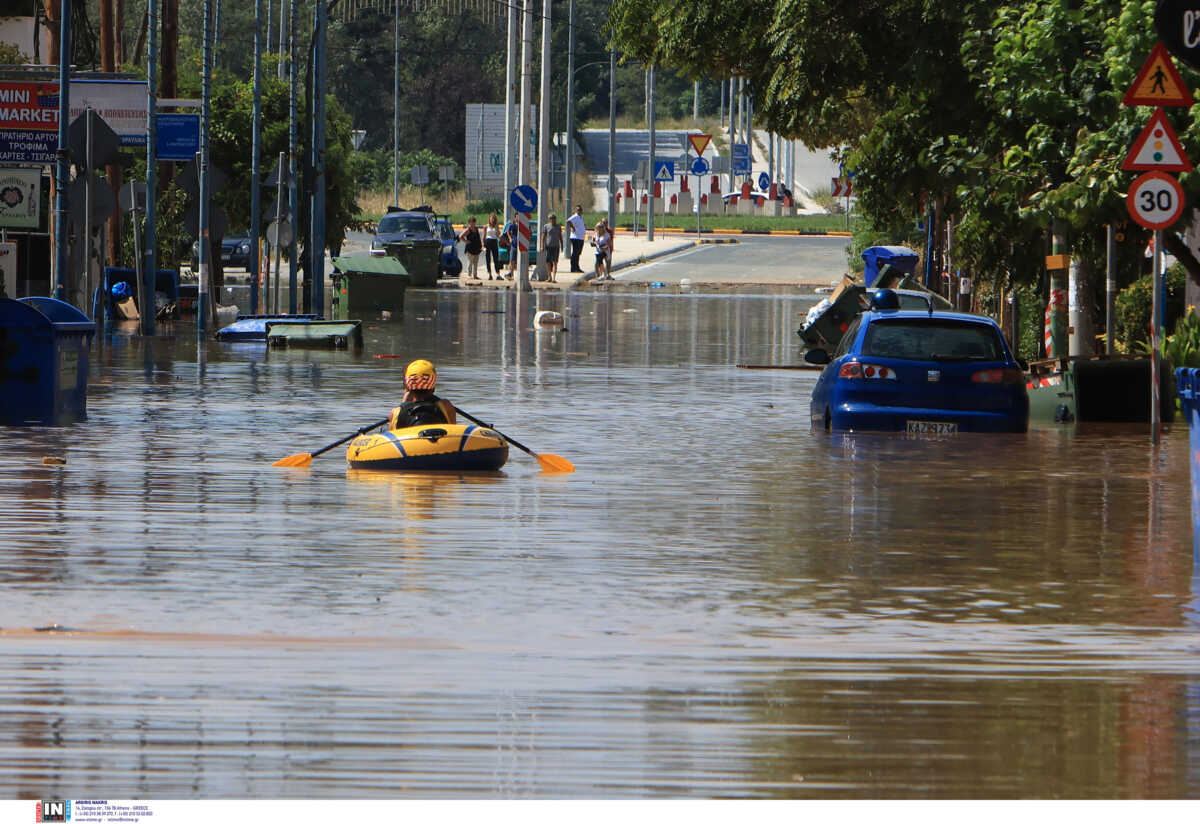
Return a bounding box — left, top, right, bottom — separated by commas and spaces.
35, 800, 70, 822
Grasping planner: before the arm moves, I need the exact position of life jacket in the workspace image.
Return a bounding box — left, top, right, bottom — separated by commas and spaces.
391, 395, 448, 429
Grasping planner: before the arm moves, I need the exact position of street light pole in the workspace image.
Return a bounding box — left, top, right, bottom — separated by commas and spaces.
647, 63, 655, 243
536, 0, 551, 279
608, 47, 616, 232
504, 0, 517, 221
392, 0, 399, 207
564, 0, 576, 216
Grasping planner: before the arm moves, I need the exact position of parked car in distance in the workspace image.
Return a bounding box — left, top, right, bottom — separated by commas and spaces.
721, 190, 767, 207
190, 233, 254, 272
433, 218, 463, 278
221, 234, 254, 269
371, 208, 438, 251
807, 289, 1028, 434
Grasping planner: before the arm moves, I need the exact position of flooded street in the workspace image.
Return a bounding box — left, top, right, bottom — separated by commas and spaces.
1, 287, 1197, 798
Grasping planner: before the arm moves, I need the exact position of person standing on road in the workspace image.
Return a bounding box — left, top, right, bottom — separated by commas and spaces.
483, 213, 501, 279
541, 214, 564, 283
592, 221, 610, 280
566, 205, 586, 273
503, 217, 518, 279
458, 216, 483, 280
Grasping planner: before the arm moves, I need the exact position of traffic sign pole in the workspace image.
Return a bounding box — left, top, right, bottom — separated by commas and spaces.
1152, 229, 1162, 445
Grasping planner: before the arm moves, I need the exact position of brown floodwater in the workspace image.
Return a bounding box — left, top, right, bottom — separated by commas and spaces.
0, 287, 1196, 799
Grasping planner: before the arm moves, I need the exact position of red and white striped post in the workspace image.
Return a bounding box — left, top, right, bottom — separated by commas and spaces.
516, 211, 532, 289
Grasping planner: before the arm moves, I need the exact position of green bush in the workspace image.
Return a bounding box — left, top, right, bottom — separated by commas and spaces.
1115, 265, 1187, 349
466, 197, 504, 215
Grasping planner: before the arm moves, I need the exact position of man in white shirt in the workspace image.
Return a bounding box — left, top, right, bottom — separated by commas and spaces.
566, 205, 587, 273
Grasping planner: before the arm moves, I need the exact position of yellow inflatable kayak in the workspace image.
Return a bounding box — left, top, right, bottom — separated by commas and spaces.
346, 423, 509, 471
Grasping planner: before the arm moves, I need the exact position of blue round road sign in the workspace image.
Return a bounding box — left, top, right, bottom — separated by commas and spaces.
509, 185, 538, 213
690, 156, 710, 175
758, 171, 770, 191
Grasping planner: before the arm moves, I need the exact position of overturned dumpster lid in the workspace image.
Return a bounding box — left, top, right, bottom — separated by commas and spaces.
332, 254, 409, 276
861, 245, 919, 287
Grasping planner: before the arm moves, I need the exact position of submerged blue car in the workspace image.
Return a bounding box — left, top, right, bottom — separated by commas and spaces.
807, 290, 1029, 434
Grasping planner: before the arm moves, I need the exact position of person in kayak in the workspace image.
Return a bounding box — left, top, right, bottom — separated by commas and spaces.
389, 359, 457, 429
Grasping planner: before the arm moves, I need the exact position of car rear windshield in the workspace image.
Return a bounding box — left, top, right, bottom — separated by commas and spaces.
862, 319, 1004, 361
378, 215, 431, 233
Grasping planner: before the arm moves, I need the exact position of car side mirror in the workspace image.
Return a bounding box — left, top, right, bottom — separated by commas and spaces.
804, 348, 831, 365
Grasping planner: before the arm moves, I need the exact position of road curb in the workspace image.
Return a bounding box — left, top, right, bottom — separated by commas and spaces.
567, 241, 696, 289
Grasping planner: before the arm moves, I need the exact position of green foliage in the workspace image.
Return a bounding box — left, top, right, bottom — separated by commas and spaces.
1012, 284, 1043, 362
466, 197, 505, 215
1115, 265, 1187, 349
1162, 311, 1200, 370
351, 149, 461, 196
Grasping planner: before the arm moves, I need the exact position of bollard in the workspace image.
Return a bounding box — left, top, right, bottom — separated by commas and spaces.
1178, 368, 1200, 556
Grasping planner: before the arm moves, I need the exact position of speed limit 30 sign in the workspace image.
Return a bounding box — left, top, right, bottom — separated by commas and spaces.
1127, 170, 1185, 230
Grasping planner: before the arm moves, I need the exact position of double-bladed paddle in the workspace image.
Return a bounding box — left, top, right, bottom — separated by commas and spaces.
272, 418, 389, 467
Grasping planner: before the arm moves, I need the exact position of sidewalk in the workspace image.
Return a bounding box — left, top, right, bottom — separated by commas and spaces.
449, 230, 698, 291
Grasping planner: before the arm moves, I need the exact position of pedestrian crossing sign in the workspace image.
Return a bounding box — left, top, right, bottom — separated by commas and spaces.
654, 161, 674, 181
1123, 43, 1193, 107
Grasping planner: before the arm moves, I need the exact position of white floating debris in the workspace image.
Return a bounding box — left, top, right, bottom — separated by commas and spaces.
534, 310, 565, 326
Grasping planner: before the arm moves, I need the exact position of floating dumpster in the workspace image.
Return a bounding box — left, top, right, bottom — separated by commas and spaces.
266, 320, 363, 349
330, 254, 409, 320
1027, 356, 1173, 423
102, 267, 180, 320
862, 245, 919, 287
0, 297, 95, 425
383, 241, 440, 287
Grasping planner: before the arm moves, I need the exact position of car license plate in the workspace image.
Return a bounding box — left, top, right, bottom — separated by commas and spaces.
906, 420, 958, 435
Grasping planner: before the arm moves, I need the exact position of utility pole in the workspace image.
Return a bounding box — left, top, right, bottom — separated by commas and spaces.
517, 0, 533, 291
726, 77, 736, 192
144, 0, 158, 335
52, 0, 71, 302
311, 0, 328, 315
607, 47, 616, 232
535, 0, 551, 280
392, 0, 399, 207
199, 0, 212, 334
251, 0, 263, 315
503, 0, 518, 221
277, 0, 287, 79
287, 0, 298, 312
564, 0, 576, 217
693, 79, 699, 121
647, 64, 655, 242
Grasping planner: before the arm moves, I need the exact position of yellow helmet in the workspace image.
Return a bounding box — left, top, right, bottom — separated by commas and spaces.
404, 359, 437, 391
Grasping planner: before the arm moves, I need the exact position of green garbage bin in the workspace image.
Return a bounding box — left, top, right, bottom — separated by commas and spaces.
330, 254, 410, 320
384, 240, 441, 287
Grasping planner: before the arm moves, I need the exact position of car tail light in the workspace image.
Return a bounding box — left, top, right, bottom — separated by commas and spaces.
971, 368, 1024, 384
839, 362, 897, 380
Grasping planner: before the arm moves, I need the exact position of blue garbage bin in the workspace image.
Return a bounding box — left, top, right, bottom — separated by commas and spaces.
102, 267, 180, 319
0, 297, 96, 425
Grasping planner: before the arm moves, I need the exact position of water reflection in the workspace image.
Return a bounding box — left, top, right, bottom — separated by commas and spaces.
0, 288, 1196, 798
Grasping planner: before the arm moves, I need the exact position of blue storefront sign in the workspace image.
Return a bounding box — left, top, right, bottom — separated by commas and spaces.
0, 131, 56, 165
156, 113, 200, 162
